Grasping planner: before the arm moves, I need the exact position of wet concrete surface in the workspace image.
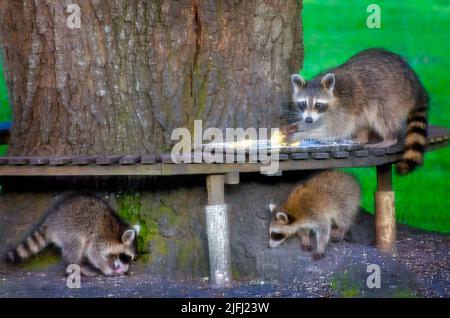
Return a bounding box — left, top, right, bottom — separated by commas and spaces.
0, 222, 448, 298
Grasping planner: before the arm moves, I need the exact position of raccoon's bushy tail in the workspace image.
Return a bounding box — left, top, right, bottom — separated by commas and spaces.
5, 227, 47, 264
396, 91, 428, 175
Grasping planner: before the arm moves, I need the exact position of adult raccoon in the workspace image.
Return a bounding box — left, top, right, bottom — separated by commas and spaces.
5, 193, 140, 276
289, 48, 428, 174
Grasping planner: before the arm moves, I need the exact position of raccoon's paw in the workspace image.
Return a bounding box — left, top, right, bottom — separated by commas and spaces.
80, 266, 100, 277
330, 235, 344, 243
312, 252, 325, 260
301, 244, 313, 252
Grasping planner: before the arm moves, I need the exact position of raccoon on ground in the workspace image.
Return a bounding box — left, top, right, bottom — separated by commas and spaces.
268, 171, 360, 260
5, 192, 140, 277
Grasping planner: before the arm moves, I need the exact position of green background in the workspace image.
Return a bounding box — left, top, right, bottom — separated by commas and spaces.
0, 0, 448, 232
302, 0, 449, 232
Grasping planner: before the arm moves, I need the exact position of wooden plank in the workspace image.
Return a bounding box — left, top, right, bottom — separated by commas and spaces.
119, 155, 141, 165
160, 153, 175, 164
428, 125, 449, 138
330, 151, 349, 159
290, 153, 308, 160
141, 154, 157, 164
0, 164, 162, 176
352, 150, 369, 157
96, 155, 122, 165
310, 152, 330, 160
29, 157, 50, 165
72, 156, 98, 165
160, 153, 405, 176
368, 148, 386, 156
8, 157, 28, 165
0, 139, 446, 177
49, 156, 76, 166
386, 144, 404, 154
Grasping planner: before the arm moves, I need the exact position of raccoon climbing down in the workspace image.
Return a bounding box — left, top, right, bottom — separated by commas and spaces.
5, 193, 140, 277
289, 48, 428, 174
268, 171, 360, 260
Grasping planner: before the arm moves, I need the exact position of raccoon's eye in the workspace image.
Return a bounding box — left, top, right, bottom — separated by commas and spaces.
119, 253, 133, 264
270, 232, 286, 241
315, 102, 328, 112
297, 101, 307, 111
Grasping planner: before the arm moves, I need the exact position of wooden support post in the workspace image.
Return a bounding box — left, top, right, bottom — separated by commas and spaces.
225, 171, 240, 185
375, 164, 396, 255
205, 174, 232, 287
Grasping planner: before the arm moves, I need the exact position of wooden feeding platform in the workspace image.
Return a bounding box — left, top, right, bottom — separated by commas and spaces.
0, 124, 449, 287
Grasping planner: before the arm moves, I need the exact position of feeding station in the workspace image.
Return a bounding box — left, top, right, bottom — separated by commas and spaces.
0, 125, 448, 287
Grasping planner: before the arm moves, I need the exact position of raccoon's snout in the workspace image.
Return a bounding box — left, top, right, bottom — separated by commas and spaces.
305, 117, 313, 123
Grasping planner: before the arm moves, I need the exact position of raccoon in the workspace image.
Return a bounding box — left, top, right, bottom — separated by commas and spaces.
268, 171, 360, 260
5, 193, 140, 277
289, 48, 428, 174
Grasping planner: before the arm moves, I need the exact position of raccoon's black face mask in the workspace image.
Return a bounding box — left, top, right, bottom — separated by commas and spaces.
290, 73, 335, 126
269, 231, 287, 248
268, 204, 292, 248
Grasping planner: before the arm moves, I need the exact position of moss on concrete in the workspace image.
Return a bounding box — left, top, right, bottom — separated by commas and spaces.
393, 289, 416, 298
330, 270, 362, 298
20, 250, 61, 271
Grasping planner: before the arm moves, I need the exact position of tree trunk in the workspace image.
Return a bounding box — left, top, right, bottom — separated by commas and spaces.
0, 0, 303, 156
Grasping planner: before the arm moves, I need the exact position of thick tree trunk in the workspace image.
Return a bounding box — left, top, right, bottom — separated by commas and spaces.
0, 0, 303, 156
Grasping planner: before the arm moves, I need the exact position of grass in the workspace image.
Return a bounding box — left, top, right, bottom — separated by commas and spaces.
0, 57, 10, 155
0, 1, 448, 232
302, 0, 450, 232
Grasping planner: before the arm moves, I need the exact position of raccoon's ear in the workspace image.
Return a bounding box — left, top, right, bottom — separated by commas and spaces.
269, 203, 277, 213
291, 74, 306, 91
320, 73, 335, 95
132, 224, 141, 235
275, 212, 289, 224
122, 229, 136, 244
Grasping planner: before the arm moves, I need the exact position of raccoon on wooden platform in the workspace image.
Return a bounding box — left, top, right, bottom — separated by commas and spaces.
289, 48, 428, 174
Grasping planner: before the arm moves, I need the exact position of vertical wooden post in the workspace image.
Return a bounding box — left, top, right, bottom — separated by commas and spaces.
205, 174, 232, 287
375, 164, 396, 255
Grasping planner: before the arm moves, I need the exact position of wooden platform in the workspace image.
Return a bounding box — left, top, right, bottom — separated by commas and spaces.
0, 126, 447, 177
0, 124, 448, 287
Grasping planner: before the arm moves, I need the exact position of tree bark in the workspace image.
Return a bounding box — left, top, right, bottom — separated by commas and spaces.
0, 0, 303, 156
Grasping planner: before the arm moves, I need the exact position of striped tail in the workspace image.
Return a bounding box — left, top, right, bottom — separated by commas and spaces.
396, 91, 428, 175
5, 228, 47, 264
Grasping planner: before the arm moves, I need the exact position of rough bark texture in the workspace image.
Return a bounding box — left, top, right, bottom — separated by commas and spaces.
0, 0, 303, 155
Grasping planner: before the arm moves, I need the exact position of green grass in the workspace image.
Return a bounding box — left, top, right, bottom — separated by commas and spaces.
0, 1, 449, 232
303, 0, 450, 232
0, 57, 10, 155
